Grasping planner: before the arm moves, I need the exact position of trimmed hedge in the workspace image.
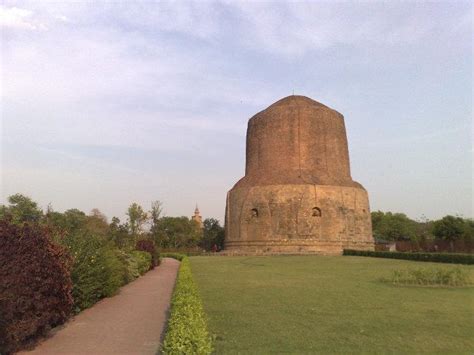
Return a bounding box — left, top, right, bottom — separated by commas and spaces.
0, 219, 73, 354
162, 256, 212, 354
343, 249, 474, 265
161, 252, 186, 261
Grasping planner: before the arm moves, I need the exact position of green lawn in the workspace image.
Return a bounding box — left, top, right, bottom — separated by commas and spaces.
190, 256, 474, 354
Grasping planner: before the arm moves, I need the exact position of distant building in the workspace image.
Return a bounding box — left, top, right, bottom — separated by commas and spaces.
191, 205, 203, 228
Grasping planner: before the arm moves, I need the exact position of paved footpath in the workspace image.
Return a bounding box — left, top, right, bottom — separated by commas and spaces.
22, 258, 180, 355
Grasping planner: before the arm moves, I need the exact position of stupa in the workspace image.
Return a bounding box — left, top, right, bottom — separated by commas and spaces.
224, 96, 374, 254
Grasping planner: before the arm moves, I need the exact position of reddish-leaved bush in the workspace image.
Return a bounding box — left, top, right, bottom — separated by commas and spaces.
135, 239, 159, 269
0, 217, 73, 354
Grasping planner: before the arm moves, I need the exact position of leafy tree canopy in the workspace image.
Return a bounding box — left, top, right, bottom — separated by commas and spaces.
2, 193, 43, 224
152, 216, 202, 249
432, 215, 473, 241
201, 218, 225, 251
127, 203, 148, 239
371, 211, 417, 241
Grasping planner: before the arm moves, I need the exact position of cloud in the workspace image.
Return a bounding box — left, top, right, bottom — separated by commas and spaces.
0, 2, 76, 32
2, 28, 250, 150
2, 2, 470, 54
1, 1, 471, 220
55, 15, 69, 23
228, 2, 471, 56
111, 2, 220, 40
358, 124, 471, 148
2, 3, 284, 153
3, 1, 470, 153
0, 5, 45, 30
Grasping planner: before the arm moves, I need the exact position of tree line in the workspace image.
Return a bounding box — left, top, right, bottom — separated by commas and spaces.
1, 193, 472, 247
371, 211, 473, 242
0, 193, 225, 251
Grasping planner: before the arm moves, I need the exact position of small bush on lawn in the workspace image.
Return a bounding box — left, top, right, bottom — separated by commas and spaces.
343, 249, 474, 265
61, 233, 126, 312
162, 257, 213, 355
0, 218, 73, 354
136, 239, 159, 268
384, 267, 471, 287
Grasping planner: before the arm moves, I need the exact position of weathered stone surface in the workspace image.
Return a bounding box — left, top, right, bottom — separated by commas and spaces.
225, 95, 374, 254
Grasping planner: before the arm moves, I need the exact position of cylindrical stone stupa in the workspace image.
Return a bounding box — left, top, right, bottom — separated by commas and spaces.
225, 95, 374, 254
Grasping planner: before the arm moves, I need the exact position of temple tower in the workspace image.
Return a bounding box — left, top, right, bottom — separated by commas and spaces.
191, 205, 203, 228
225, 95, 374, 254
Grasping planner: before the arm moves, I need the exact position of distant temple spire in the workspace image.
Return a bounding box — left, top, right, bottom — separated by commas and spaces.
191, 204, 203, 228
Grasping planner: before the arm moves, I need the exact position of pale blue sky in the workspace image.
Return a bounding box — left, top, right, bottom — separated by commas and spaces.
1, 1, 472, 223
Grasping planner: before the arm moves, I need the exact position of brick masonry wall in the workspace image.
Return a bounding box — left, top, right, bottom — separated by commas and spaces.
225, 96, 374, 254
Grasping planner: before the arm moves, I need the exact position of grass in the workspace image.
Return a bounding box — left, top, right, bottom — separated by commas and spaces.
190, 255, 474, 354
384, 266, 472, 287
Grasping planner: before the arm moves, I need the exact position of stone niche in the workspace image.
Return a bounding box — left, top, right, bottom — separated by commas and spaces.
224, 95, 374, 254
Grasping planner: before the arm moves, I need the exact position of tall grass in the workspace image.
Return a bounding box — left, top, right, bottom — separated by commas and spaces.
385, 266, 471, 287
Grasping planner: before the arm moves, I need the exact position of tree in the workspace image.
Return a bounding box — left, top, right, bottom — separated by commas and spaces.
432, 215, 466, 241
127, 203, 148, 240
0, 205, 7, 219
108, 217, 132, 249
149, 200, 164, 245
371, 211, 417, 241
464, 219, 474, 241
86, 209, 109, 237
62, 209, 88, 233
150, 201, 163, 227
413, 215, 434, 241
4, 193, 43, 224
201, 218, 225, 251
152, 216, 202, 249
44, 206, 113, 242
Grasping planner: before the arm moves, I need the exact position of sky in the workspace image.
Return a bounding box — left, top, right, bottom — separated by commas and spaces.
1, 1, 472, 223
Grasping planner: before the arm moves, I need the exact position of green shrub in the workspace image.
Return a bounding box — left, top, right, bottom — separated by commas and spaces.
343, 249, 474, 265
162, 257, 213, 354
160, 252, 186, 261
116, 250, 139, 284
115, 250, 148, 282
160, 249, 204, 256
102, 247, 127, 297
61, 233, 126, 312
136, 239, 159, 268
384, 267, 471, 287
131, 250, 152, 275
